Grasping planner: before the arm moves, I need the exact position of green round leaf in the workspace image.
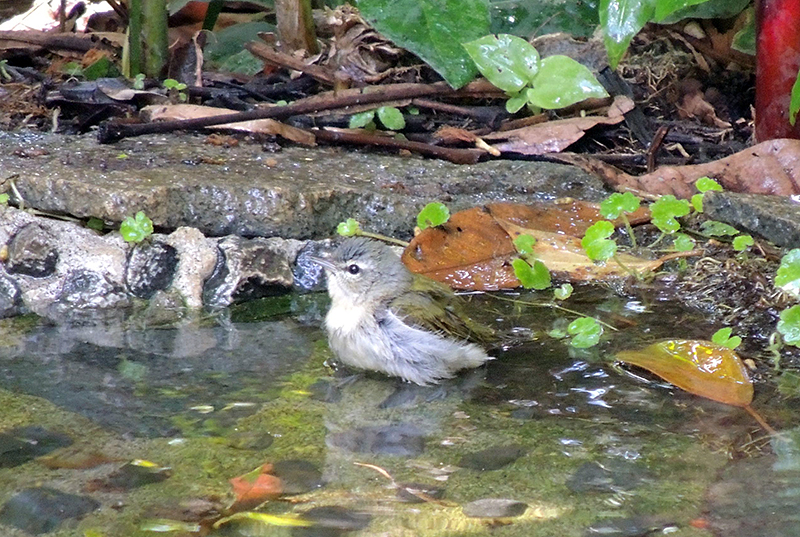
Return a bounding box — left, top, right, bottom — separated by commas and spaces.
525, 55, 609, 109
691, 193, 704, 213
337, 218, 361, 236
732, 234, 754, 251
650, 195, 691, 234
554, 283, 573, 300
513, 234, 536, 255
462, 34, 539, 93
712, 327, 741, 350
700, 220, 739, 237
506, 92, 528, 113
600, 191, 640, 219
568, 317, 603, 348
377, 106, 406, 130
778, 304, 800, 346
581, 220, 617, 261
417, 202, 450, 230
512, 258, 551, 290
672, 233, 695, 252
776, 249, 800, 298
349, 110, 376, 129
695, 176, 723, 193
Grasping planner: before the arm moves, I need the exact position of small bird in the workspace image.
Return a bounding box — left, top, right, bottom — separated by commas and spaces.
310, 237, 493, 385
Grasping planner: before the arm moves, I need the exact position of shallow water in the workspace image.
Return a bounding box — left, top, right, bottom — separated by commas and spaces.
0, 290, 798, 537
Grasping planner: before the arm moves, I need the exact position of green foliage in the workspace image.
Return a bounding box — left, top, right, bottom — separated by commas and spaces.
653, 0, 709, 21
417, 202, 450, 230
600, 191, 640, 220
204, 22, 275, 75
554, 283, 574, 300
336, 218, 362, 236
512, 258, 551, 290
712, 327, 741, 350
349, 111, 376, 129
731, 7, 755, 55
86, 217, 105, 231
657, 0, 749, 24
672, 233, 695, 252
778, 305, 800, 347
163, 78, 188, 102
700, 220, 739, 237
732, 234, 754, 251
695, 176, 723, 193
513, 234, 536, 255
791, 69, 800, 127
358, 0, 490, 88
489, 0, 598, 39
464, 34, 608, 112
567, 317, 603, 348
120, 211, 154, 243
0, 193, 8, 205
376, 106, 406, 130
462, 34, 538, 93
599, 0, 653, 69
132, 73, 146, 90
82, 56, 120, 81
582, 220, 617, 261
776, 249, 800, 298
63, 61, 83, 77
650, 195, 690, 234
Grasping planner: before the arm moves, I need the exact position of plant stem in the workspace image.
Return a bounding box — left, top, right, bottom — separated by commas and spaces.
622, 214, 637, 248
356, 231, 409, 248
488, 294, 618, 331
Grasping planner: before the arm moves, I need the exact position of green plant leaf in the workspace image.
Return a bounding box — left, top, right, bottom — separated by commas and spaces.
599, 0, 654, 69
581, 220, 617, 261
672, 233, 695, 252
336, 218, 361, 236
417, 202, 450, 229
82, 56, 119, 81
525, 55, 609, 109
120, 211, 154, 243
791, 69, 800, 127
0, 193, 8, 205
349, 111, 376, 129
204, 22, 276, 75
657, 0, 749, 24
506, 92, 528, 113
554, 283, 573, 300
732, 234, 754, 251
86, 217, 105, 231
731, 6, 755, 55
700, 220, 739, 237
462, 34, 539, 93
695, 176, 723, 192
568, 317, 603, 348
512, 258, 551, 290
691, 193, 704, 212
653, 0, 709, 22
513, 234, 536, 255
376, 106, 406, 130
776, 249, 800, 298
650, 195, 691, 234
358, 0, 490, 88
600, 191, 640, 219
778, 305, 800, 346
712, 327, 742, 350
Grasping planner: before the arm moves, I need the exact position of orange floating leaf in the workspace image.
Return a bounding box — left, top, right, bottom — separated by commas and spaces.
229, 463, 283, 507
615, 340, 753, 406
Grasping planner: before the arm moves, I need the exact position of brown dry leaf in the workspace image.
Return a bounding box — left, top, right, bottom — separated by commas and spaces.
481, 95, 634, 155
616, 340, 753, 406
141, 104, 316, 145
677, 79, 731, 129
402, 200, 663, 290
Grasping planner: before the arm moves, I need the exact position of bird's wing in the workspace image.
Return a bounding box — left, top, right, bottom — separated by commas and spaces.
389, 275, 496, 343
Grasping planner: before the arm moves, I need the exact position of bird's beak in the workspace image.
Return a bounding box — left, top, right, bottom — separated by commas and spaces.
307, 255, 336, 271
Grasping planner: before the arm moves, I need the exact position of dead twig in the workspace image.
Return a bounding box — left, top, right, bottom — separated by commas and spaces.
245, 40, 335, 85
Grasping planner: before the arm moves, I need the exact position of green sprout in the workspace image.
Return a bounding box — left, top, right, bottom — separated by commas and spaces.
672, 233, 695, 252
417, 202, 450, 230
120, 211, 154, 243
337, 218, 361, 237
513, 234, 536, 255
691, 176, 723, 213
133, 73, 146, 90
778, 305, 800, 347
512, 258, 551, 290
163, 78, 188, 102
732, 234, 754, 251
553, 283, 573, 300
0, 193, 8, 205
650, 195, 691, 235
349, 106, 406, 131
600, 191, 640, 248
712, 327, 742, 350
567, 317, 603, 348
700, 220, 739, 237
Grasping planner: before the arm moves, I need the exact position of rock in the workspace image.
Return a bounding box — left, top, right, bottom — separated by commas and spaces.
296, 506, 372, 533
704, 191, 800, 248
0, 269, 23, 317
160, 226, 218, 308
0, 426, 73, 468
328, 423, 426, 456
203, 236, 303, 307
566, 460, 651, 493
462, 498, 528, 518
271, 460, 324, 495
0, 487, 99, 534
126, 239, 178, 298
5, 223, 59, 277
0, 132, 611, 240
458, 444, 527, 471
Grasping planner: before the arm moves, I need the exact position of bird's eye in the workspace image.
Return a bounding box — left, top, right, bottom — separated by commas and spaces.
347, 264, 360, 275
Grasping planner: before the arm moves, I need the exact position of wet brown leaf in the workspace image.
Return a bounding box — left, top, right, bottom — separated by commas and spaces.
481, 95, 634, 155
39, 446, 115, 469
616, 340, 753, 406
229, 463, 283, 508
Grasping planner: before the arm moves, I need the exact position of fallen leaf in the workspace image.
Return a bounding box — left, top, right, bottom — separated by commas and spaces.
481, 95, 634, 155
229, 463, 283, 507
142, 104, 316, 145
616, 340, 753, 406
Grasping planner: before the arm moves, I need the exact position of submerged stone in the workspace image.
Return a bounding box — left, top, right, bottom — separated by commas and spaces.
0, 426, 73, 468
271, 459, 324, 495
462, 498, 528, 518
396, 482, 445, 503
0, 487, 99, 534
458, 444, 527, 471
566, 460, 651, 493
328, 424, 426, 456
295, 505, 372, 535
585, 516, 676, 537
